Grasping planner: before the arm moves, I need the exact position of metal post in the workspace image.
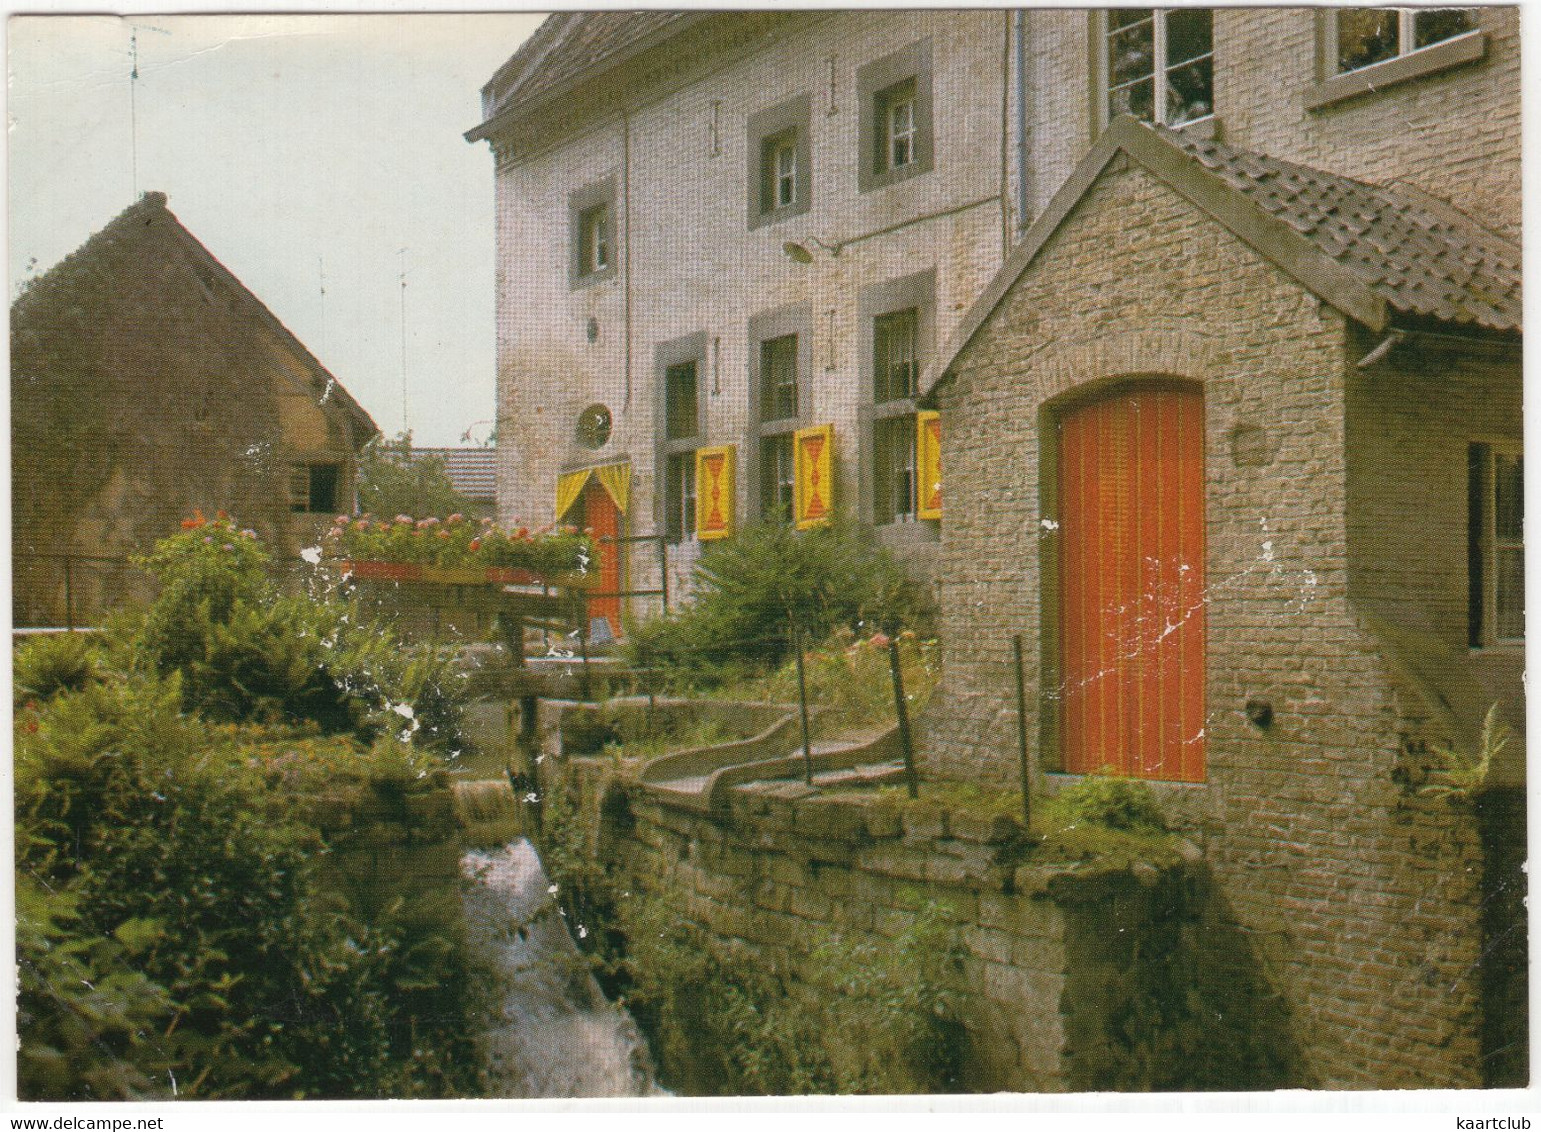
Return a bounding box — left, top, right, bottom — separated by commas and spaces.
888, 639, 919, 799
63, 555, 74, 632
793, 623, 814, 786
657, 535, 669, 612
1013, 633, 1031, 829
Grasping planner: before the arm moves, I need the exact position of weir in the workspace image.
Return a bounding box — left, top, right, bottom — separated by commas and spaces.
460, 838, 660, 1097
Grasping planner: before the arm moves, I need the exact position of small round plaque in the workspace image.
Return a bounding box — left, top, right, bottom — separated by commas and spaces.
576, 403, 613, 450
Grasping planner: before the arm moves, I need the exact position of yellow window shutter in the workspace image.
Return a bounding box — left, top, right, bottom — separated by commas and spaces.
794, 424, 834, 530
695, 446, 736, 540
917, 410, 942, 520
556, 468, 593, 520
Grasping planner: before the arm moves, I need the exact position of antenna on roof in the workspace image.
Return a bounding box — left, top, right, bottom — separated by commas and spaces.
129, 27, 139, 198
318, 255, 327, 359
399, 248, 409, 436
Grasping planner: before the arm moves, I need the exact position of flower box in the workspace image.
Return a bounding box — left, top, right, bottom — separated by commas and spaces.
340, 561, 596, 590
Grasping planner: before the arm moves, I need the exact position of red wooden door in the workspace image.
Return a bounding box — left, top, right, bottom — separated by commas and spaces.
579, 478, 622, 638
1057, 383, 1205, 781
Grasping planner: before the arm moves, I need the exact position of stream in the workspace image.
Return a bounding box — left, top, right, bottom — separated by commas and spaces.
461, 838, 662, 1097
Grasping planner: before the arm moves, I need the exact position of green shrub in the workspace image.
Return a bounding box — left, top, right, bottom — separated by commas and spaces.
15, 675, 480, 1100
13, 632, 100, 704
616, 887, 959, 1095
738, 628, 940, 729
626, 519, 933, 688
1054, 773, 1167, 834
131, 515, 464, 748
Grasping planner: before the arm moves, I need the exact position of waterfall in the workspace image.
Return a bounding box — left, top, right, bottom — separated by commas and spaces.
462, 838, 661, 1097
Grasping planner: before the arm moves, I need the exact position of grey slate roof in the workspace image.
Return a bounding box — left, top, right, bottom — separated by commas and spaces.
1161, 126, 1521, 334
477, 12, 692, 129
415, 447, 497, 504
928, 117, 1520, 399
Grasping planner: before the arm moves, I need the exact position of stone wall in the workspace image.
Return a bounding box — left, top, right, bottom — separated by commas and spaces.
918, 155, 1497, 1087
1015, 9, 1520, 237
538, 750, 1281, 1093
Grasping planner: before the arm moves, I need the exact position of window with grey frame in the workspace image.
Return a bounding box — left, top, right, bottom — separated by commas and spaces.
759, 334, 799, 520
1334, 8, 1476, 74
872, 309, 919, 525
1102, 9, 1213, 128
569, 178, 618, 288
859, 270, 933, 532
857, 41, 934, 194
747, 94, 812, 229
663, 359, 700, 544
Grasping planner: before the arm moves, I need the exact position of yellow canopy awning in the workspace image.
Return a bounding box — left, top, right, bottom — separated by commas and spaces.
556, 462, 630, 520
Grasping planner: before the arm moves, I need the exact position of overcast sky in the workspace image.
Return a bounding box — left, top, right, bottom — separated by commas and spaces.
9, 11, 545, 448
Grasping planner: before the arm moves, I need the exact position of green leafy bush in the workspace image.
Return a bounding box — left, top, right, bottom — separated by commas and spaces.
626, 519, 934, 688
616, 887, 959, 1095
15, 674, 480, 1100
741, 628, 940, 728
131, 515, 464, 747
354, 431, 475, 524
13, 631, 99, 704
1054, 773, 1168, 834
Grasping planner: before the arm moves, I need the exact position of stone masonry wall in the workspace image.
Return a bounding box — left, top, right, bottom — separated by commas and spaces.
920, 159, 1488, 1088
1015, 9, 1520, 237
544, 754, 1227, 1092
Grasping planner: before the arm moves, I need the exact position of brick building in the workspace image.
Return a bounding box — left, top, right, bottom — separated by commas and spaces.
916, 10, 1522, 1090
468, 11, 1016, 630
471, 9, 1523, 1087
11, 192, 378, 626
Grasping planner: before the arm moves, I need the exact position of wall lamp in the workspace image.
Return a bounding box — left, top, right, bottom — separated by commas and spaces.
782, 237, 842, 264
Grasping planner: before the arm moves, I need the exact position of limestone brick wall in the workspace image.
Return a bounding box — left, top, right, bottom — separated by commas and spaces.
546, 754, 1212, 1092
1213, 7, 1521, 238
920, 160, 1487, 1088
488, 11, 1012, 610
1016, 9, 1520, 237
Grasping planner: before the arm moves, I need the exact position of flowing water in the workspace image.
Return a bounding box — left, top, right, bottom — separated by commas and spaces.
461, 838, 662, 1097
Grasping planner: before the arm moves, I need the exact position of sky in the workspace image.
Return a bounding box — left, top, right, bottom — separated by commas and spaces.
9, 10, 546, 448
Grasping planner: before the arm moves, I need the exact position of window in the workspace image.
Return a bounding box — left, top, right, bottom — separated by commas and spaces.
290, 462, 340, 514
760, 335, 799, 423
747, 94, 811, 228
873, 308, 919, 404
665, 453, 697, 545
761, 434, 796, 520
749, 305, 811, 523
1335, 8, 1476, 74
762, 129, 798, 212
569, 179, 617, 287
875, 78, 918, 175
655, 334, 705, 546
1102, 9, 1213, 128
578, 204, 610, 276
871, 309, 920, 526
858, 41, 934, 193
873, 416, 917, 526
860, 272, 934, 530
1307, 8, 1486, 110
1470, 443, 1524, 646
665, 360, 699, 441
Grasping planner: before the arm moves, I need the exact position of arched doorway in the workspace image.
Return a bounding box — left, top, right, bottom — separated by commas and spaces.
572, 477, 622, 638
1054, 380, 1206, 782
